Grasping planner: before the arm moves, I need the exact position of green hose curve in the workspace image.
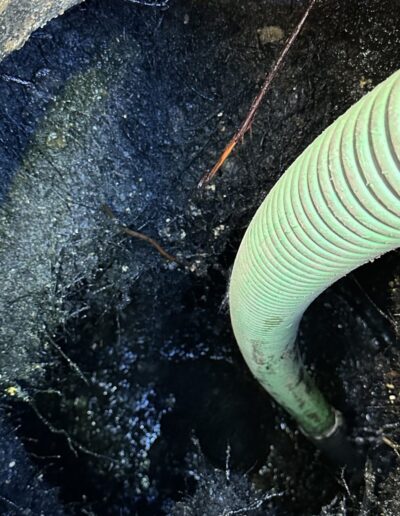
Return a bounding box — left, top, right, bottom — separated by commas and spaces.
230, 70, 400, 438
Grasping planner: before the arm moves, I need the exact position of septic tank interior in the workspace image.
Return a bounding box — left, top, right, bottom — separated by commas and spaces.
0, 0, 400, 514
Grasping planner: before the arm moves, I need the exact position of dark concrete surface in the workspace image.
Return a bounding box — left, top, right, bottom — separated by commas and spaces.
0, 0, 84, 62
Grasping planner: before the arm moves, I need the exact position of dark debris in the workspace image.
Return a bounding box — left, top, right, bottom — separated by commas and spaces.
0, 0, 400, 514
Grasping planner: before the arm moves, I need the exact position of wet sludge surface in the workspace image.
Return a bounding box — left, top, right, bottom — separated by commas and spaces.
0, 0, 399, 514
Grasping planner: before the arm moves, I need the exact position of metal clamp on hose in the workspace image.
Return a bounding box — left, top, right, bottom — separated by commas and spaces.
301, 410, 363, 468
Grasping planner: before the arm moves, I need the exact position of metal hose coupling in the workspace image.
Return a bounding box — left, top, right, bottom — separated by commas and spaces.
301, 410, 363, 468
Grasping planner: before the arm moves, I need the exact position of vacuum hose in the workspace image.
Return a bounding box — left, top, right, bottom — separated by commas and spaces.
229, 70, 400, 443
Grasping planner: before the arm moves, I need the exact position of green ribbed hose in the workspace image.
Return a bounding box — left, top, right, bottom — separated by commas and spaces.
230, 70, 400, 438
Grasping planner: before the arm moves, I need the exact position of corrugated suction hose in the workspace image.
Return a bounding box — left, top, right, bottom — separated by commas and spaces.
230, 70, 400, 440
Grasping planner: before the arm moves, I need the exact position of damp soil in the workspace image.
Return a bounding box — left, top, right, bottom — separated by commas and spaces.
0, 0, 399, 514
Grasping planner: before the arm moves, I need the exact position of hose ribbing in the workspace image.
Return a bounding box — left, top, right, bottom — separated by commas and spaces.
229, 70, 400, 437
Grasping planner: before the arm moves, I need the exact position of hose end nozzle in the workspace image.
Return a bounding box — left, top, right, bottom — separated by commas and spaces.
302, 410, 364, 471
